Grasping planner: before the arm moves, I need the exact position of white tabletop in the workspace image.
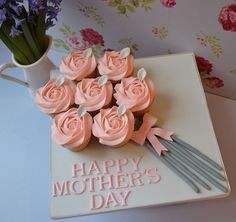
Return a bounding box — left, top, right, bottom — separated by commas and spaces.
0, 45, 235, 222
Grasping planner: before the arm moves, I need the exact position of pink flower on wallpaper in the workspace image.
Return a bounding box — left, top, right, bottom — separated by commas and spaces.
195, 56, 213, 74
65, 36, 90, 50
161, 0, 176, 8
152, 27, 159, 35
195, 55, 224, 88
196, 36, 207, 47
103, 48, 114, 52
202, 77, 224, 89
218, 4, 236, 32
80, 28, 105, 46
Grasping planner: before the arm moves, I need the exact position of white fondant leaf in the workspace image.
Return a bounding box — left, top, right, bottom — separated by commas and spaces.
50, 69, 61, 79
83, 48, 93, 59
55, 75, 65, 87
120, 47, 130, 58
137, 68, 147, 81
77, 106, 87, 117
117, 104, 127, 116
98, 75, 108, 86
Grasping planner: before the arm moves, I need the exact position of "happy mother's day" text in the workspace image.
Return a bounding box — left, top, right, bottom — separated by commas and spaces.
52, 156, 161, 210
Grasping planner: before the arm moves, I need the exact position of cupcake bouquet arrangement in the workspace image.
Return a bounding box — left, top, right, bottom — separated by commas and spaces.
35, 48, 228, 194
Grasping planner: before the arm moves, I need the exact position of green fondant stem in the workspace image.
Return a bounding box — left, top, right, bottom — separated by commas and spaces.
145, 142, 200, 193
171, 135, 222, 170
160, 139, 228, 193
165, 140, 225, 181
164, 151, 211, 190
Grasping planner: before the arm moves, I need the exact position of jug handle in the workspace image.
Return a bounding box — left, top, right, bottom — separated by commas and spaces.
0, 63, 29, 87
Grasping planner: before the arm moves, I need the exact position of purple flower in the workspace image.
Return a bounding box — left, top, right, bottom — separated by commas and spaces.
10, 26, 22, 37
29, 0, 46, 14
0, 9, 6, 27
1, 0, 62, 34
65, 35, 90, 50
9, 2, 21, 15
46, 1, 61, 29
48, 0, 61, 5
13, 16, 25, 28
0, 0, 4, 6
27, 0, 61, 29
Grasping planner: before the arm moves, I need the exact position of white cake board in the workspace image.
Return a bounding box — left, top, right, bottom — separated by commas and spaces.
50, 53, 230, 219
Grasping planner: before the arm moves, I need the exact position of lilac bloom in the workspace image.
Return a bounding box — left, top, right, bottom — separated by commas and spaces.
9, 3, 21, 16
0, 0, 4, 6
0, 9, 6, 27
9, 25, 22, 37
29, 0, 46, 13
13, 16, 25, 28
48, 0, 62, 7
47, 6, 59, 19
46, 17, 53, 28
1, 0, 62, 32
46, 1, 62, 29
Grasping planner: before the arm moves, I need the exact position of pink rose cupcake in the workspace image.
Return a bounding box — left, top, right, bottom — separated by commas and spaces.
51, 108, 93, 151
35, 78, 76, 116
97, 48, 134, 82
92, 106, 134, 147
114, 74, 155, 116
60, 49, 97, 81
75, 76, 113, 114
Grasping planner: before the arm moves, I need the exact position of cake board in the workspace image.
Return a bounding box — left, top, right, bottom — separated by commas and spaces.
50, 53, 230, 218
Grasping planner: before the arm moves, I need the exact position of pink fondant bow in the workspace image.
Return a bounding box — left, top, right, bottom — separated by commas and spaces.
131, 113, 174, 156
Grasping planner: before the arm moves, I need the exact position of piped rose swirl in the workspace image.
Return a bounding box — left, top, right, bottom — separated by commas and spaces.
114, 76, 155, 113
75, 77, 113, 112
92, 106, 134, 147
51, 108, 92, 151
60, 50, 97, 81
35, 79, 75, 114
97, 50, 134, 82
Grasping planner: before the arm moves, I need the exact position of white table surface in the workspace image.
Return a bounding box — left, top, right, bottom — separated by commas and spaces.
0, 44, 235, 222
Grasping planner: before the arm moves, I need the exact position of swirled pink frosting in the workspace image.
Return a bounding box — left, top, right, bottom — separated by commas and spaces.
51, 108, 92, 150
35, 79, 76, 114
59, 50, 97, 81
75, 77, 113, 112
114, 76, 155, 113
97, 51, 134, 82
92, 106, 134, 147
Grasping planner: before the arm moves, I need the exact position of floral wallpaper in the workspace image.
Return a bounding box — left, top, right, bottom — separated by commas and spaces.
49, 0, 236, 99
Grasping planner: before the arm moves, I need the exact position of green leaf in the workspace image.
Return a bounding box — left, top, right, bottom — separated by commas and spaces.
0, 28, 29, 64
129, 0, 139, 7
132, 43, 139, 51
21, 21, 43, 59
54, 43, 61, 48
143, 0, 156, 3
63, 43, 70, 51
126, 4, 136, 13
143, 5, 152, 11
35, 11, 47, 52
108, 0, 118, 7
118, 5, 126, 14
62, 23, 73, 35
1, 22, 36, 63
53, 38, 63, 43
59, 27, 66, 33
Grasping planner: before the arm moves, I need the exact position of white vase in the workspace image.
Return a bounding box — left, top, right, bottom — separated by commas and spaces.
0, 36, 55, 96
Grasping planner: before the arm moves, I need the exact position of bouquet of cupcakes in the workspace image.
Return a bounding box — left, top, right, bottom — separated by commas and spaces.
34, 48, 228, 194
35, 47, 155, 151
